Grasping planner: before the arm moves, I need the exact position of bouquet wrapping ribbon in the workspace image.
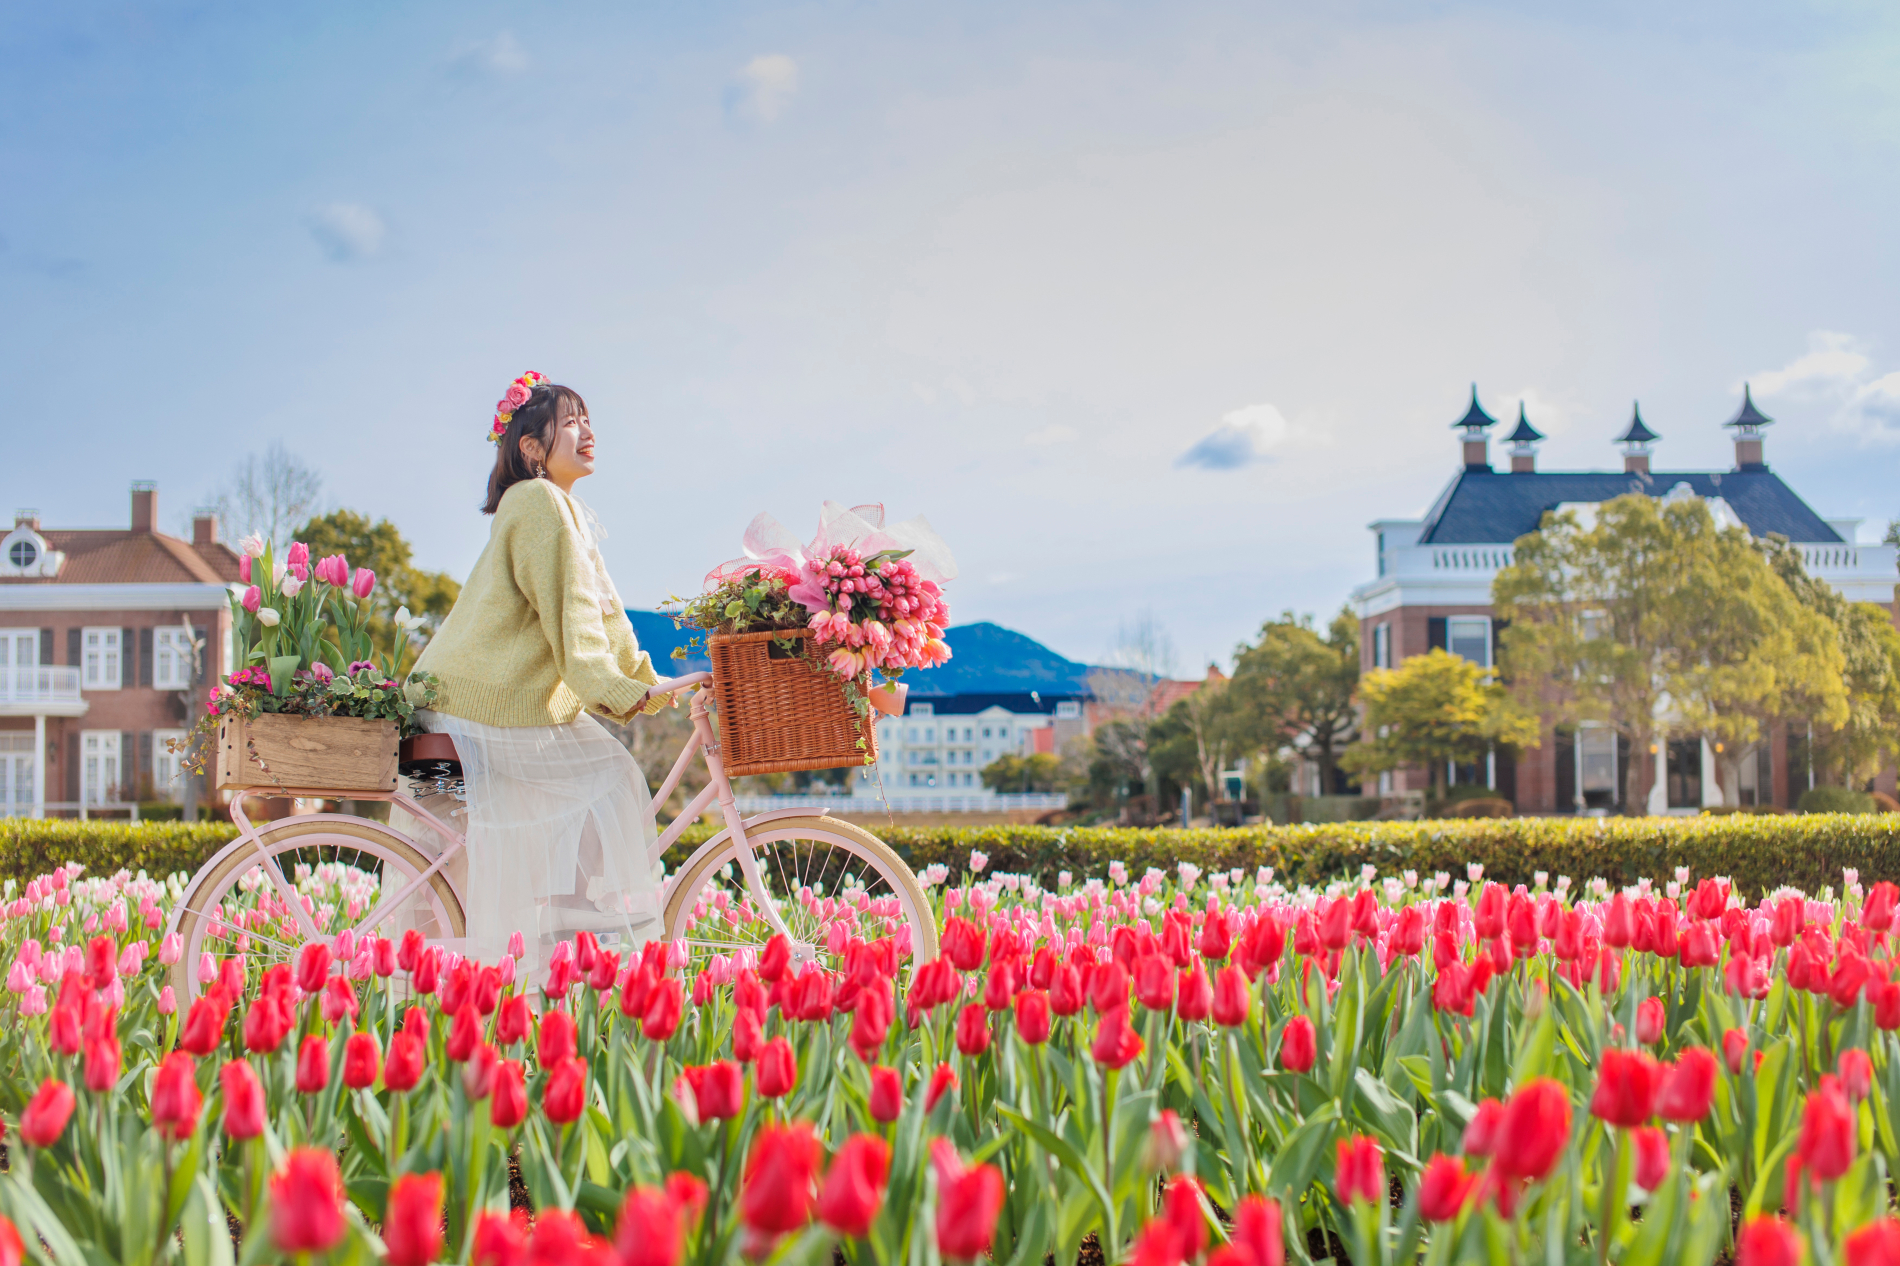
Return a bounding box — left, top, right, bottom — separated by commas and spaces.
705, 502, 959, 615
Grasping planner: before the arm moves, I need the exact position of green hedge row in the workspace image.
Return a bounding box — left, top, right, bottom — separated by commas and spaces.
8, 814, 1899, 900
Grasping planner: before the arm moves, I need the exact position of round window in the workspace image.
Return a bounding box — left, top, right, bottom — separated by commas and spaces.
7, 538, 37, 569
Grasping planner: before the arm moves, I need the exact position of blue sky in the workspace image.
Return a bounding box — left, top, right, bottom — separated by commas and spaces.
6, 1, 1900, 673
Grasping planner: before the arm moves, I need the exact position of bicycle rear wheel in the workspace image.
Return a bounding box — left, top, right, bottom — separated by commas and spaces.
661, 815, 939, 979
170, 816, 465, 1001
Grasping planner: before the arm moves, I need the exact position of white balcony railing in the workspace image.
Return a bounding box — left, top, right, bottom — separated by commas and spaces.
0, 665, 83, 706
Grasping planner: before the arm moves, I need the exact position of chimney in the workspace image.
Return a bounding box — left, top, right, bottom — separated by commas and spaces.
192, 510, 219, 546
130, 481, 158, 533
1503, 403, 1544, 474
1725, 383, 1773, 470
1451, 384, 1498, 473
14, 509, 38, 531
1614, 403, 1658, 476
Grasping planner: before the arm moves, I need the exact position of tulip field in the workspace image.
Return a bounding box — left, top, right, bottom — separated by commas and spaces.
5, 856, 1900, 1266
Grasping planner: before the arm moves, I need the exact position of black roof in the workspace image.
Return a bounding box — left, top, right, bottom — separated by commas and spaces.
903, 691, 1084, 717
1417, 467, 1843, 544
1451, 384, 1497, 433
1502, 404, 1544, 445
1614, 404, 1659, 446
1726, 384, 1774, 431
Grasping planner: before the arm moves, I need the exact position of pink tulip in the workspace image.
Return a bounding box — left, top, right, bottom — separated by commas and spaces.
159, 933, 182, 965
242, 586, 261, 614
239, 555, 251, 583
287, 542, 309, 566
351, 568, 376, 599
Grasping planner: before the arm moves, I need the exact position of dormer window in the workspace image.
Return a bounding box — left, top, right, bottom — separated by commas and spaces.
0, 527, 60, 578
8, 538, 36, 569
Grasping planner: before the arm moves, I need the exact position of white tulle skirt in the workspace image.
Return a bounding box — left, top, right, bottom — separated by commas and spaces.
407, 709, 664, 985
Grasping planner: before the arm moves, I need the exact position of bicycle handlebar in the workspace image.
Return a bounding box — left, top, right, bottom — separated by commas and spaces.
647, 672, 712, 697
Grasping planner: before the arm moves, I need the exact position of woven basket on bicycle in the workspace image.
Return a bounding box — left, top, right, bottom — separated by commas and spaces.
707, 629, 879, 776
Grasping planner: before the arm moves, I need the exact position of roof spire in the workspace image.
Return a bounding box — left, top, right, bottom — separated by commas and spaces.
1451, 383, 1498, 434
1725, 382, 1774, 433
1503, 402, 1544, 447
1614, 402, 1659, 450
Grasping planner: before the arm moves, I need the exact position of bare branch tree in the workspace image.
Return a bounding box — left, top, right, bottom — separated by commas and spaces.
212, 442, 323, 553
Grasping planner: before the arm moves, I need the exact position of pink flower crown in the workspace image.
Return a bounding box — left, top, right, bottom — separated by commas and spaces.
489, 371, 551, 443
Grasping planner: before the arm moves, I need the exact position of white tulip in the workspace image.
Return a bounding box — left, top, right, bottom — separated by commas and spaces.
256, 608, 281, 627
280, 575, 305, 598
394, 605, 424, 633
239, 533, 266, 559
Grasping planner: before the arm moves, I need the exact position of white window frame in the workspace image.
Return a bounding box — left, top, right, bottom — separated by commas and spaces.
1055, 701, 1081, 719
151, 728, 188, 803
80, 730, 121, 805
153, 628, 193, 690
909, 702, 934, 717
1372, 623, 1391, 669
82, 627, 122, 691
1, 733, 35, 815
1445, 616, 1492, 668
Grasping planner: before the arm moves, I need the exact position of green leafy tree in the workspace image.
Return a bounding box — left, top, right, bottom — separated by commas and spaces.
295, 509, 463, 669
979, 752, 1063, 794
1340, 649, 1537, 798
1229, 608, 1361, 794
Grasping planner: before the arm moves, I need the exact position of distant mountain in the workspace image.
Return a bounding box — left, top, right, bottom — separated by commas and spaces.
623, 612, 1092, 696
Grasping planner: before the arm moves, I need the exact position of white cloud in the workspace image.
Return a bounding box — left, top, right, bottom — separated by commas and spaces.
1493, 386, 1580, 438
1025, 424, 1078, 446
1748, 331, 1900, 443
305, 204, 385, 262
448, 31, 528, 77
1175, 402, 1288, 470
726, 54, 799, 124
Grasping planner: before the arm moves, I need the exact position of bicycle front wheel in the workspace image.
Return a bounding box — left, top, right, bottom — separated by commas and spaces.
662, 815, 939, 979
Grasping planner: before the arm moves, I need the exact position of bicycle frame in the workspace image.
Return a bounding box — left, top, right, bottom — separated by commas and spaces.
168, 671, 810, 959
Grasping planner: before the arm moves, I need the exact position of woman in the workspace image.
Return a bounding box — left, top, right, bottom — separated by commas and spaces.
411, 372, 669, 984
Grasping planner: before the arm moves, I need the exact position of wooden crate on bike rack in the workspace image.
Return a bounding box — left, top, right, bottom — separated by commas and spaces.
216, 714, 400, 793
707, 629, 879, 777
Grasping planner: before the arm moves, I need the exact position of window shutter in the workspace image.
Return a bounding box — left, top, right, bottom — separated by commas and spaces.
67, 628, 81, 667
122, 629, 135, 687
1427, 617, 1447, 651
65, 732, 78, 803
140, 628, 154, 686
39, 628, 52, 665
139, 732, 153, 794
1490, 619, 1508, 667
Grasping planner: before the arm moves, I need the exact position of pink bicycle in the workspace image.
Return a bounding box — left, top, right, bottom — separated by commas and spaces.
165, 673, 939, 999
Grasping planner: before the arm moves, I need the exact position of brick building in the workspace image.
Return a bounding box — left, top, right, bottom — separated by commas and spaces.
1349, 388, 1899, 813
0, 483, 241, 817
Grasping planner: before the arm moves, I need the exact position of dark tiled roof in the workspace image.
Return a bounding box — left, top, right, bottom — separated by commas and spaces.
906, 691, 1083, 716
1417, 468, 1843, 544
0, 530, 244, 585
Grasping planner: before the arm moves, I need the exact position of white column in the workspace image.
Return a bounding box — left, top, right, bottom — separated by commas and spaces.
1648, 735, 1667, 815
32, 714, 45, 819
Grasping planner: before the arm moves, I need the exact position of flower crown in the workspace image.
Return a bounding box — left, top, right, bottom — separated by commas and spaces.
490, 371, 551, 443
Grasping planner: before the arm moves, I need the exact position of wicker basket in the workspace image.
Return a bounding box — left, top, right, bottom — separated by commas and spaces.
707, 629, 878, 776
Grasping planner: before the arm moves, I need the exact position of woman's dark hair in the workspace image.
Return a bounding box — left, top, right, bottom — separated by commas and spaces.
482, 384, 587, 514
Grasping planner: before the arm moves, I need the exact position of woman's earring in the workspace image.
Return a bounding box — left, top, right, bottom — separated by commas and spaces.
534, 461, 547, 479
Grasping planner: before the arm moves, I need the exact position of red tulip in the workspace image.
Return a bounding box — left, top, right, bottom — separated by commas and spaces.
490, 1060, 528, 1128
932, 1138, 1006, 1260
384, 1171, 444, 1266
1091, 1005, 1144, 1069
1146, 1110, 1189, 1173
410, 945, 439, 994
732, 1006, 765, 1063
1590, 1049, 1662, 1128
1635, 997, 1665, 1046
955, 1003, 991, 1056
1393, 906, 1427, 958
385, 1031, 425, 1093
1657, 1047, 1718, 1121
869, 1066, 904, 1122
150, 1052, 202, 1141
617, 1187, 685, 1266
1090, 960, 1130, 1013
1681, 921, 1720, 969
539, 1008, 577, 1066
1159, 1174, 1207, 1258
644, 977, 684, 1041
981, 963, 1015, 1012
1841, 1048, 1875, 1102
83, 1026, 121, 1094
544, 1057, 588, 1125
221, 1060, 265, 1139
1198, 909, 1234, 961
463, 1042, 499, 1101
342, 1033, 380, 1089
1798, 1078, 1856, 1181
1334, 1135, 1383, 1206
373, 937, 397, 977
1865, 883, 1900, 933
320, 975, 359, 1025
0, 1215, 21, 1266
83, 935, 115, 991
741, 1122, 824, 1233
758, 1037, 798, 1098
296, 942, 332, 996
1474, 884, 1505, 940
1242, 914, 1285, 977
1217, 1195, 1284, 1266
680, 1061, 745, 1122
1016, 989, 1052, 1045
1735, 1215, 1804, 1266
1844, 1219, 1900, 1266
1876, 981, 1900, 1031
850, 982, 893, 1061
295, 1034, 329, 1094
242, 993, 294, 1055
817, 1133, 890, 1238
1174, 964, 1212, 1021
20, 1078, 74, 1147
472, 1210, 529, 1266
588, 948, 619, 993
941, 918, 987, 972
1279, 1015, 1316, 1073
177, 989, 231, 1056
1462, 1098, 1504, 1156
1418, 1153, 1474, 1221
1133, 954, 1175, 1012
494, 995, 531, 1047
270, 1148, 346, 1253
1317, 897, 1352, 951
926, 1062, 959, 1111
1211, 964, 1251, 1028
1631, 1126, 1670, 1192
1723, 1028, 1750, 1074
1049, 964, 1086, 1016
1350, 888, 1381, 940
1496, 1078, 1572, 1182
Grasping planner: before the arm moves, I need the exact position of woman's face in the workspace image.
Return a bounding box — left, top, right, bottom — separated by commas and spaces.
525, 407, 596, 491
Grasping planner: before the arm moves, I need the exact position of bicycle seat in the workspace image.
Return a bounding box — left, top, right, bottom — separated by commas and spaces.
399, 732, 462, 779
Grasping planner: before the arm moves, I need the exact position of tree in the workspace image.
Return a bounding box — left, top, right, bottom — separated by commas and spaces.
1177, 674, 1241, 804
213, 442, 324, 553
1082, 611, 1180, 811
979, 752, 1062, 794
1340, 649, 1537, 798
1229, 608, 1360, 794
295, 509, 463, 670
1495, 492, 1847, 811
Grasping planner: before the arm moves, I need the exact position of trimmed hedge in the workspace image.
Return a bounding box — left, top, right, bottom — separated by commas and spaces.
8, 814, 1900, 900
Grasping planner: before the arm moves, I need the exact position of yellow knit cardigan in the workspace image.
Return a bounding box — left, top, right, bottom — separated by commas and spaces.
413, 479, 665, 728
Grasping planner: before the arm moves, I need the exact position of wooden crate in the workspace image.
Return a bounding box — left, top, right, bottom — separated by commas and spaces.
216, 714, 400, 793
